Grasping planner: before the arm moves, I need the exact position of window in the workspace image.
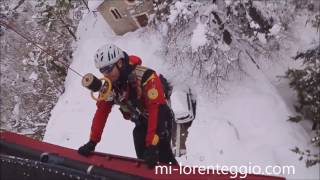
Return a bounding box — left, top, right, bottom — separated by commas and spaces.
135, 14, 149, 27
110, 8, 122, 20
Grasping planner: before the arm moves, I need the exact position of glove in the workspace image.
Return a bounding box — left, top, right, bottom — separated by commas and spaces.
78, 140, 96, 156
143, 145, 159, 168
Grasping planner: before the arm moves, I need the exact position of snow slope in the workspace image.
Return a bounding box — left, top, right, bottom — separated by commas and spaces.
44, 11, 319, 180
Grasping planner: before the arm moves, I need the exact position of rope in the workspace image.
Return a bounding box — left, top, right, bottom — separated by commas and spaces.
0, 20, 83, 78
245, 49, 261, 70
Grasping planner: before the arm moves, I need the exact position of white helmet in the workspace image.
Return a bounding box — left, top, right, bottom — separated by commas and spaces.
94, 43, 125, 69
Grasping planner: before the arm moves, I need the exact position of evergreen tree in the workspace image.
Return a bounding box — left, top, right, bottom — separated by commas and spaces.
287, 45, 320, 167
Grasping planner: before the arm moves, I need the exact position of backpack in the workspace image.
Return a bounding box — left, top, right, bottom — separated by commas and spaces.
159, 74, 173, 100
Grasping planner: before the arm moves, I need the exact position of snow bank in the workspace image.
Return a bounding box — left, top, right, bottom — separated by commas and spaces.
181, 71, 319, 179
44, 10, 319, 180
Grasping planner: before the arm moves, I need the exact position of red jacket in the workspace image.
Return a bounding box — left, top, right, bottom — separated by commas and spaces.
89, 55, 167, 147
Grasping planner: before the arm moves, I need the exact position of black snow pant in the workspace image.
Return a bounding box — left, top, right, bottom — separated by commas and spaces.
133, 104, 178, 165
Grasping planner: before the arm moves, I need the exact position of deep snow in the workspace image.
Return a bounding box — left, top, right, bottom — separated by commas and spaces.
44, 8, 319, 180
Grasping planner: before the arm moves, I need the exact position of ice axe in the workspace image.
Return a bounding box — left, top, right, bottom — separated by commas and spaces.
82, 73, 112, 101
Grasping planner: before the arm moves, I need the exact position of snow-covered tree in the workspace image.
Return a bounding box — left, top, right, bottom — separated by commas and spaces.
150, 0, 311, 93
287, 46, 320, 131
150, 0, 319, 167
287, 45, 320, 167
0, 0, 86, 139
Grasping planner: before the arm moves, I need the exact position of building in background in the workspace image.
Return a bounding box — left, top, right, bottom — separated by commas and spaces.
97, 0, 154, 35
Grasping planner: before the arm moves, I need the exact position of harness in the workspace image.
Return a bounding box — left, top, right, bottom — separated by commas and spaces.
112, 58, 155, 123
110, 55, 172, 125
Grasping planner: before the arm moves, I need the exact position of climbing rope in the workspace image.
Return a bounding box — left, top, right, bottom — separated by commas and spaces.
0, 19, 83, 78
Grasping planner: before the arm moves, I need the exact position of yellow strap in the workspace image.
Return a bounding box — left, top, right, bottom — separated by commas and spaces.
91, 77, 112, 101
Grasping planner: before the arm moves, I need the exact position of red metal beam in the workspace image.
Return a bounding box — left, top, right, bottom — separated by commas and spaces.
0, 131, 285, 179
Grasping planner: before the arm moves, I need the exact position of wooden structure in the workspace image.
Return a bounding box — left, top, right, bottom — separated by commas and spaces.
97, 0, 154, 35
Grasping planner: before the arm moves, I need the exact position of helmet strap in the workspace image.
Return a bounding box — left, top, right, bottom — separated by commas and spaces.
115, 62, 121, 72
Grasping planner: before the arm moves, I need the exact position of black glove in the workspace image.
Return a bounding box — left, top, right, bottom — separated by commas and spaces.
78, 140, 96, 156
143, 145, 159, 168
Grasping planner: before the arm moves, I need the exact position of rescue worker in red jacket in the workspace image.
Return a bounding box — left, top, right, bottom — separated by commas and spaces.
78, 44, 178, 167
